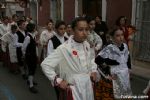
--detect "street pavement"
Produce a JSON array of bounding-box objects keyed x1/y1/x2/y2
[
  {"x1": 132, "y1": 64, "x2": 150, "y2": 79},
  {"x1": 0, "y1": 62, "x2": 57, "y2": 100},
  {"x1": 0, "y1": 62, "x2": 149, "y2": 100}
]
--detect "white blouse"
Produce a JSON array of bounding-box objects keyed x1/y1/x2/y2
[{"x1": 40, "y1": 29, "x2": 55, "y2": 46}]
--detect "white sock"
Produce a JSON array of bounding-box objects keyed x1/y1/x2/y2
[
  {"x1": 20, "y1": 67, "x2": 25, "y2": 75},
  {"x1": 28, "y1": 75, "x2": 34, "y2": 88}
]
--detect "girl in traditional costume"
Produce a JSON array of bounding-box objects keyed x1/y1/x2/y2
[{"x1": 95, "y1": 28, "x2": 132, "y2": 99}]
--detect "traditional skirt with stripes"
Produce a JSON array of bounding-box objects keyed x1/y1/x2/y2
[{"x1": 95, "y1": 76, "x2": 114, "y2": 100}]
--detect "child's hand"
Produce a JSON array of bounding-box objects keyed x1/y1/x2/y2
[
  {"x1": 99, "y1": 32, "x2": 104, "y2": 35},
  {"x1": 106, "y1": 75, "x2": 113, "y2": 80},
  {"x1": 108, "y1": 74, "x2": 117, "y2": 80},
  {"x1": 59, "y1": 80, "x2": 68, "y2": 90},
  {"x1": 90, "y1": 72, "x2": 97, "y2": 82},
  {"x1": 128, "y1": 69, "x2": 132, "y2": 74}
]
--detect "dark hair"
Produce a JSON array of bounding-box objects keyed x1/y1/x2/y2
[
  {"x1": 55, "y1": 20, "x2": 66, "y2": 29},
  {"x1": 12, "y1": 14, "x2": 18, "y2": 19},
  {"x1": 21, "y1": 16, "x2": 27, "y2": 21},
  {"x1": 11, "y1": 25, "x2": 17, "y2": 31},
  {"x1": 116, "y1": 16, "x2": 127, "y2": 26},
  {"x1": 71, "y1": 17, "x2": 87, "y2": 29},
  {"x1": 110, "y1": 28, "x2": 123, "y2": 37},
  {"x1": 2, "y1": 16, "x2": 9, "y2": 21},
  {"x1": 26, "y1": 23, "x2": 36, "y2": 33},
  {"x1": 17, "y1": 20, "x2": 25, "y2": 26},
  {"x1": 46, "y1": 19, "x2": 53, "y2": 25},
  {"x1": 67, "y1": 24, "x2": 71, "y2": 27},
  {"x1": 85, "y1": 16, "x2": 95, "y2": 23},
  {"x1": 95, "y1": 16, "x2": 102, "y2": 20}
]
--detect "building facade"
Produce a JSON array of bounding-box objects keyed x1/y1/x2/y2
[
  {"x1": 24, "y1": 0, "x2": 133, "y2": 27},
  {"x1": 132, "y1": 0, "x2": 150, "y2": 62},
  {"x1": 0, "y1": 0, "x2": 6, "y2": 17},
  {"x1": 24, "y1": 0, "x2": 75, "y2": 26},
  {"x1": 1, "y1": 0, "x2": 150, "y2": 64},
  {"x1": 18, "y1": 0, "x2": 150, "y2": 63},
  {"x1": 0, "y1": 0, "x2": 24, "y2": 18}
]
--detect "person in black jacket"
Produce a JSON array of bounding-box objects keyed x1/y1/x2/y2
[
  {"x1": 22, "y1": 23, "x2": 38, "y2": 93},
  {"x1": 47, "y1": 20, "x2": 67, "y2": 56},
  {"x1": 94, "y1": 16, "x2": 108, "y2": 46}
]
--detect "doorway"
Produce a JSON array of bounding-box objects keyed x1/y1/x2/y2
[{"x1": 82, "y1": 0, "x2": 102, "y2": 17}]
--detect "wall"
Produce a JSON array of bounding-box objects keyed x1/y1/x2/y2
[
  {"x1": 38, "y1": 0, "x2": 50, "y2": 26},
  {"x1": 106, "y1": 0, "x2": 132, "y2": 29},
  {"x1": 63, "y1": 0, "x2": 75, "y2": 24},
  {"x1": 6, "y1": 3, "x2": 24, "y2": 17}
]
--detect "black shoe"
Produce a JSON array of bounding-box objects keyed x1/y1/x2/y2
[
  {"x1": 29, "y1": 87, "x2": 38, "y2": 93},
  {"x1": 27, "y1": 80, "x2": 38, "y2": 86},
  {"x1": 22, "y1": 74, "x2": 28, "y2": 80},
  {"x1": 33, "y1": 82, "x2": 38, "y2": 86}
]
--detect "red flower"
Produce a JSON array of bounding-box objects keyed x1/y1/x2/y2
[{"x1": 72, "y1": 50, "x2": 78, "y2": 56}]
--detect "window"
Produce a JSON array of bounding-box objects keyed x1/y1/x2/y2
[
  {"x1": 133, "y1": 0, "x2": 150, "y2": 61},
  {"x1": 82, "y1": 0, "x2": 102, "y2": 16}
]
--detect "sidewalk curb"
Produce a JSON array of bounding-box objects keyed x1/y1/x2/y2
[
  {"x1": 131, "y1": 73, "x2": 149, "y2": 81},
  {"x1": 131, "y1": 65, "x2": 150, "y2": 80}
]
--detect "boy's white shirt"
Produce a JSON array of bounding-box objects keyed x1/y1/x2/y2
[
  {"x1": 0, "y1": 23, "x2": 11, "y2": 37},
  {"x1": 40, "y1": 29, "x2": 55, "y2": 46},
  {"x1": 1, "y1": 32, "x2": 15, "y2": 52},
  {"x1": 0, "y1": 32, "x2": 18, "y2": 62}
]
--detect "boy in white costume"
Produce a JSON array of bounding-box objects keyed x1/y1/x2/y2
[
  {"x1": 0, "y1": 17, "x2": 9, "y2": 64},
  {"x1": 41, "y1": 17, "x2": 97, "y2": 100},
  {"x1": 0, "y1": 16, "x2": 10, "y2": 38},
  {"x1": 40, "y1": 19, "x2": 55, "y2": 59},
  {"x1": 47, "y1": 20, "x2": 67, "y2": 56},
  {"x1": 1, "y1": 25, "x2": 19, "y2": 73},
  {"x1": 22, "y1": 23, "x2": 38, "y2": 93}
]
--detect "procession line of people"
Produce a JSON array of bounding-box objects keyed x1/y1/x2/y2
[
  {"x1": 41, "y1": 16, "x2": 133, "y2": 100},
  {"x1": 0, "y1": 14, "x2": 143, "y2": 100}
]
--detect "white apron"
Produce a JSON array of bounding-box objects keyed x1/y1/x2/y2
[{"x1": 98, "y1": 43, "x2": 132, "y2": 99}]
